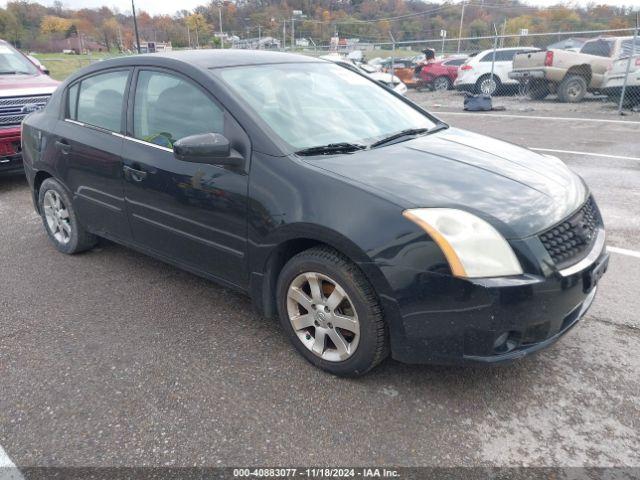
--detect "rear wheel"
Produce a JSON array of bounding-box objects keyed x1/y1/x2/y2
[
  {"x1": 475, "y1": 74, "x2": 500, "y2": 95},
  {"x1": 557, "y1": 74, "x2": 587, "y2": 103},
  {"x1": 38, "y1": 178, "x2": 97, "y2": 254},
  {"x1": 276, "y1": 246, "x2": 388, "y2": 376},
  {"x1": 432, "y1": 76, "x2": 451, "y2": 91}
]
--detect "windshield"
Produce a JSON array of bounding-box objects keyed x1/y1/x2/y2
[
  {"x1": 0, "y1": 43, "x2": 38, "y2": 75},
  {"x1": 218, "y1": 62, "x2": 436, "y2": 150}
]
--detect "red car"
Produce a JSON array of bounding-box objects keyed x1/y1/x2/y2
[
  {"x1": 416, "y1": 56, "x2": 467, "y2": 91},
  {"x1": 0, "y1": 40, "x2": 58, "y2": 174}
]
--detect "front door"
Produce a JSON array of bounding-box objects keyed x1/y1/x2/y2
[
  {"x1": 54, "y1": 68, "x2": 132, "y2": 241},
  {"x1": 121, "y1": 68, "x2": 250, "y2": 287}
]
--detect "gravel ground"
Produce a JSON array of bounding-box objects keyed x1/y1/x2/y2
[{"x1": 408, "y1": 89, "x2": 640, "y2": 119}]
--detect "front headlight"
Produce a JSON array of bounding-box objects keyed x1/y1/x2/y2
[{"x1": 403, "y1": 208, "x2": 523, "y2": 278}]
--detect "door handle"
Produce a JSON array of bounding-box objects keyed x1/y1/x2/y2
[
  {"x1": 123, "y1": 165, "x2": 148, "y2": 182},
  {"x1": 55, "y1": 139, "x2": 71, "y2": 155}
]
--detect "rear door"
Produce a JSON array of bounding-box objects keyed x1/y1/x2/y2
[
  {"x1": 54, "y1": 68, "x2": 132, "y2": 241},
  {"x1": 578, "y1": 39, "x2": 616, "y2": 87},
  {"x1": 121, "y1": 68, "x2": 250, "y2": 287}
]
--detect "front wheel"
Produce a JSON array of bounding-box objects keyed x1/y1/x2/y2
[
  {"x1": 38, "y1": 177, "x2": 97, "y2": 254},
  {"x1": 276, "y1": 246, "x2": 389, "y2": 376}
]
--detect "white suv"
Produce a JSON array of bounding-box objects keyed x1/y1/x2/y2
[
  {"x1": 602, "y1": 53, "x2": 640, "y2": 106},
  {"x1": 454, "y1": 47, "x2": 539, "y2": 95}
]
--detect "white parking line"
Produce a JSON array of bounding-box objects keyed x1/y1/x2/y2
[
  {"x1": 434, "y1": 111, "x2": 640, "y2": 125},
  {"x1": 608, "y1": 246, "x2": 640, "y2": 259},
  {"x1": 530, "y1": 148, "x2": 640, "y2": 162},
  {"x1": 0, "y1": 445, "x2": 24, "y2": 480}
]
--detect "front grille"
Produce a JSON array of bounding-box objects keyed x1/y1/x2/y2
[
  {"x1": 0, "y1": 95, "x2": 51, "y2": 127},
  {"x1": 539, "y1": 196, "x2": 602, "y2": 268}
]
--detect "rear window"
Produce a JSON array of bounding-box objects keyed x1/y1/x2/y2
[
  {"x1": 580, "y1": 39, "x2": 614, "y2": 57},
  {"x1": 444, "y1": 59, "x2": 466, "y2": 66}
]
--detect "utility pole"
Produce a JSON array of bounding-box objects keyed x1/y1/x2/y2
[
  {"x1": 187, "y1": 25, "x2": 191, "y2": 48},
  {"x1": 258, "y1": 25, "x2": 262, "y2": 49},
  {"x1": 218, "y1": 3, "x2": 224, "y2": 48},
  {"x1": 131, "y1": 0, "x2": 141, "y2": 53},
  {"x1": 457, "y1": 1, "x2": 466, "y2": 54},
  {"x1": 291, "y1": 17, "x2": 295, "y2": 50},
  {"x1": 282, "y1": 20, "x2": 286, "y2": 50},
  {"x1": 389, "y1": 32, "x2": 396, "y2": 83}
]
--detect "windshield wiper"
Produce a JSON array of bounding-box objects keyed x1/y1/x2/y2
[
  {"x1": 370, "y1": 124, "x2": 448, "y2": 149},
  {"x1": 296, "y1": 142, "x2": 367, "y2": 156},
  {"x1": 0, "y1": 71, "x2": 32, "y2": 75}
]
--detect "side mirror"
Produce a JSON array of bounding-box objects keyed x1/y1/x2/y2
[{"x1": 173, "y1": 133, "x2": 244, "y2": 167}]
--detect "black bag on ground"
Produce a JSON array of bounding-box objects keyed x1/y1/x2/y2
[{"x1": 463, "y1": 94, "x2": 493, "y2": 111}]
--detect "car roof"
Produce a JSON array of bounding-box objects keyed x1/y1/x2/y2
[{"x1": 105, "y1": 49, "x2": 322, "y2": 69}]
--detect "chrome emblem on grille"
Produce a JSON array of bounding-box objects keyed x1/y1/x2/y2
[{"x1": 21, "y1": 103, "x2": 45, "y2": 114}]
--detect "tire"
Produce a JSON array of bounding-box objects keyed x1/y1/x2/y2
[
  {"x1": 475, "y1": 74, "x2": 501, "y2": 95},
  {"x1": 276, "y1": 246, "x2": 389, "y2": 376},
  {"x1": 557, "y1": 74, "x2": 587, "y2": 103},
  {"x1": 527, "y1": 80, "x2": 550, "y2": 100},
  {"x1": 38, "y1": 177, "x2": 98, "y2": 254},
  {"x1": 433, "y1": 76, "x2": 451, "y2": 91}
]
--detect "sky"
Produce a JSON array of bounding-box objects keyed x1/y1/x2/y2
[{"x1": 1, "y1": 0, "x2": 638, "y2": 16}]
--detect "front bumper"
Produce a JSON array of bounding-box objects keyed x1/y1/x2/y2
[
  {"x1": 387, "y1": 237, "x2": 608, "y2": 365},
  {"x1": 0, "y1": 126, "x2": 23, "y2": 173}
]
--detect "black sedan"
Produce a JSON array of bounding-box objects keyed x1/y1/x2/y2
[{"x1": 21, "y1": 50, "x2": 608, "y2": 376}]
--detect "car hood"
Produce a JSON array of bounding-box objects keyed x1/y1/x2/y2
[
  {"x1": 304, "y1": 127, "x2": 587, "y2": 239},
  {"x1": 0, "y1": 73, "x2": 59, "y2": 96}
]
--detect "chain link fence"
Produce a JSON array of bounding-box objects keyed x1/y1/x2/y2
[{"x1": 300, "y1": 26, "x2": 640, "y2": 114}]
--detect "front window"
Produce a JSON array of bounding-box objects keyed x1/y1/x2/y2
[
  {"x1": 218, "y1": 62, "x2": 435, "y2": 150},
  {"x1": 0, "y1": 43, "x2": 39, "y2": 75},
  {"x1": 133, "y1": 70, "x2": 224, "y2": 148}
]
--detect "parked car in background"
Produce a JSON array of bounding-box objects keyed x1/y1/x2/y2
[
  {"x1": 0, "y1": 40, "x2": 58, "y2": 173},
  {"x1": 510, "y1": 36, "x2": 638, "y2": 102},
  {"x1": 22, "y1": 50, "x2": 608, "y2": 376},
  {"x1": 322, "y1": 55, "x2": 408, "y2": 95},
  {"x1": 602, "y1": 53, "x2": 640, "y2": 106},
  {"x1": 416, "y1": 56, "x2": 468, "y2": 91},
  {"x1": 455, "y1": 47, "x2": 539, "y2": 95},
  {"x1": 381, "y1": 58, "x2": 419, "y2": 88}
]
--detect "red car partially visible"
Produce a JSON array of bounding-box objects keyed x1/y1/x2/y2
[
  {"x1": 416, "y1": 56, "x2": 467, "y2": 91},
  {"x1": 0, "y1": 40, "x2": 59, "y2": 174}
]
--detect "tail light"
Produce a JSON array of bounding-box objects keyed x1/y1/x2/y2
[
  {"x1": 544, "y1": 51, "x2": 554, "y2": 67},
  {"x1": 636, "y1": 57, "x2": 640, "y2": 66},
  {"x1": 460, "y1": 65, "x2": 473, "y2": 71}
]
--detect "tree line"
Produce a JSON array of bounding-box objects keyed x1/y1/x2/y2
[{"x1": 0, "y1": 0, "x2": 636, "y2": 52}]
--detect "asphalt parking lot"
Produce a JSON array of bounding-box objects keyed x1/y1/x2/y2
[{"x1": 1, "y1": 92, "x2": 639, "y2": 471}]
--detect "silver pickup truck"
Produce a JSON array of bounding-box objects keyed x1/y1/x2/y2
[{"x1": 510, "y1": 37, "x2": 634, "y2": 102}]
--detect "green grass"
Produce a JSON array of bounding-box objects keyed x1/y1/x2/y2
[{"x1": 31, "y1": 52, "x2": 125, "y2": 81}]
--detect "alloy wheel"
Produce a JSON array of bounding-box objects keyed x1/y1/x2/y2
[
  {"x1": 433, "y1": 77, "x2": 450, "y2": 91},
  {"x1": 43, "y1": 190, "x2": 71, "y2": 245},
  {"x1": 480, "y1": 77, "x2": 497, "y2": 95},
  {"x1": 286, "y1": 272, "x2": 360, "y2": 362}
]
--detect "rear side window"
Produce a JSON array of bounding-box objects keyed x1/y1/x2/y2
[
  {"x1": 480, "y1": 51, "x2": 516, "y2": 62},
  {"x1": 133, "y1": 70, "x2": 224, "y2": 148},
  {"x1": 68, "y1": 70, "x2": 129, "y2": 132},
  {"x1": 580, "y1": 39, "x2": 614, "y2": 57}
]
